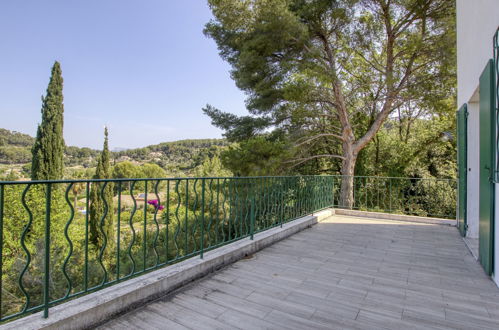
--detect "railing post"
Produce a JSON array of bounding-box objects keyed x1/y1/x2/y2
[
  {"x1": 250, "y1": 193, "x2": 255, "y2": 239},
  {"x1": 84, "y1": 182, "x2": 89, "y2": 292},
  {"x1": 44, "y1": 183, "x2": 52, "y2": 318},
  {"x1": 143, "y1": 181, "x2": 148, "y2": 272},
  {"x1": 277, "y1": 180, "x2": 284, "y2": 228},
  {"x1": 117, "y1": 182, "x2": 121, "y2": 280},
  {"x1": 0, "y1": 184, "x2": 3, "y2": 319},
  {"x1": 389, "y1": 178, "x2": 392, "y2": 212},
  {"x1": 200, "y1": 178, "x2": 205, "y2": 259},
  {"x1": 280, "y1": 179, "x2": 284, "y2": 227},
  {"x1": 332, "y1": 176, "x2": 335, "y2": 207}
]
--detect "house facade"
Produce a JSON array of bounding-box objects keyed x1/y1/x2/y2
[{"x1": 456, "y1": 0, "x2": 499, "y2": 286}]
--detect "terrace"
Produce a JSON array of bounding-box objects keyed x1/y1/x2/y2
[
  {"x1": 99, "y1": 216, "x2": 499, "y2": 330},
  {"x1": 0, "y1": 175, "x2": 497, "y2": 329}
]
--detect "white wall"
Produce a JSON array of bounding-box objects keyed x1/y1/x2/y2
[
  {"x1": 457, "y1": 0, "x2": 499, "y2": 286},
  {"x1": 457, "y1": 0, "x2": 499, "y2": 106},
  {"x1": 466, "y1": 102, "x2": 480, "y2": 239}
]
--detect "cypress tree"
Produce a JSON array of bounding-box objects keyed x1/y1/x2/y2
[
  {"x1": 31, "y1": 61, "x2": 65, "y2": 180},
  {"x1": 89, "y1": 127, "x2": 114, "y2": 248}
]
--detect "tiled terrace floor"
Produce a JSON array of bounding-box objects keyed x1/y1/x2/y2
[{"x1": 98, "y1": 216, "x2": 499, "y2": 329}]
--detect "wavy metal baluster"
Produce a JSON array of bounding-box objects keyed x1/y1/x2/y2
[
  {"x1": 308, "y1": 177, "x2": 312, "y2": 212},
  {"x1": 165, "y1": 180, "x2": 170, "y2": 264},
  {"x1": 98, "y1": 182, "x2": 109, "y2": 285},
  {"x1": 206, "y1": 179, "x2": 214, "y2": 247},
  {"x1": 191, "y1": 179, "x2": 199, "y2": 252},
  {"x1": 261, "y1": 178, "x2": 265, "y2": 228},
  {"x1": 173, "y1": 180, "x2": 181, "y2": 259},
  {"x1": 272, "y1": 178, "x2": 277, "y2": 225},
  {"x1": 243, "y1": 179, "x2": 248, "y2": 234},
  {"x1": 270, "y1": 177, "x2": 274, "y2": 225},
  {"x1": 221, "y1": 179, "x2": 227, "y2": 243},
  {"x1": 282, "y1": 177, "x2": 288, "y2": 222},
  {"x1": 294, "y1": 177, "x2": 299, "y2": 218},
  {"x1": 239, "y1": 179, "x2": 244, "y2": 236},
  {"x1": 313, "y1": 177, "x2": 317, "y2": 210},
  {"x1": 243, "y1": 179, "x2": 249, "y2": 235},
  {"x1": 299, "y1": 177, "x2": 304, "y2": 215},
  {"x1": 84, "y1": 182, "x2": 90, "y2": 291},
  {"x1": 43, "y1": 183, "x2": 51, "y2": 318},
  {"x1": 216, "y1": 178, "x2": 220, "y2": 246},
  {"x1": 143, "y1": 181, "x2": 148, "y2": 271},
  {"x1": 228, "y1": 179, "x2": 233, "y2": 240},
  {"x1": 152, "y1": 180, "x2": 161, "y2": 268},
  {"x1": 0, "y1": 184, "x2": 5, "y2": 320},
  {"x1": 62, "y1": 183, "x2": 75, "y2": 298},
  {"x1": 235, "y1": 179, "x2": 241, "y2": 238},
  {"x1": 184, "y1": 180, "x2": 189, "y2": 256},
  {"x1": 19, "y1": 184, "x2": 32, "y2": 312},
  {"x1": 127, "y1": 181, "x2": 137, "y2": 276},
  {"x1": 200, "y1": 178, "x2": 205, "y2": 258},
  {"x1": 279, "y1": 178, "x2": 284, "y2": 227},
  {"x1": 290, "y1": 177, "x2": 295, "y2": 219},
  {"x1": 320, "y1": 177, "x2": 323, "y2": 209},
  {"x1": 116, "y1": 182, "x2": 121, "y2": 280},
  {"x1": 366, "y1": 177, "x2": 370, "y2": 210},
  {"x1": 264, "y1": 177, "x2": 269, "y2": 228},
  {"x1": 0, "y1": 184, "x2": 3, "y2": 320},
  {"x1": 271, "y1": 178, "x2": 276, "y2": 225}
]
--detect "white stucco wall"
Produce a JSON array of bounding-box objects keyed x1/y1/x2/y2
[
  {"x1": 457, "y1": 0, "x2": 499, "y2": 106},
  {"x1": 456, "y1": 0, "x2": 499, "y2": 286},
  {"x1": 466, "y1": 102, "x2": 480, "y2": 239}
]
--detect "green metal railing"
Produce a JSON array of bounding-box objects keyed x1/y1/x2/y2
[
  {"x1": 0, "y1": 175, "x2": 455, "y2": 322},
  {"x1": 332, "y1": 176, "x2": 456, "y2": 219}
]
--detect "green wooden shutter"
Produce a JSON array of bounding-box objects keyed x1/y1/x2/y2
[{"x1": 479, "y1": 59, "x2": 495, "y2": 276}]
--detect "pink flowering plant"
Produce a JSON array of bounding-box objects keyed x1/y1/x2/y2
[{"x1": 147, "y1": 199, "x2": 165, "y2": 211}]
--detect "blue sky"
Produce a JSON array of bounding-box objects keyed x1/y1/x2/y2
[{"x1": 0, "y1": 1, "x2": 247, "y2": 149}]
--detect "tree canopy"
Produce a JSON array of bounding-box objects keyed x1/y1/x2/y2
[
  {"x1": 31, "y1": 61, "x2": 65, "y2": 180},
  {"x1": 204, "y1": 0, "x2": 455, "y2": 206},
  {"x1": 89, "y1": 127, "x2": 114, "y2": 247}
]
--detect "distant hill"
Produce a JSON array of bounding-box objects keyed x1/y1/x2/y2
[
  {"x1": 0, "y1": 129, "x2": 36, "y2": 164},
  {"x1": 0, "y1": 128, "x2": 228, "y2": 177},
  {"x1": 0, "y1": 128, "x2": 34, "y2": 147},
  {"x1": 113, "y1": 139, "x2": 229, "y2": 172},
  {"x1": 0, "y1": 128, "x2": 101, "y2": 166}
]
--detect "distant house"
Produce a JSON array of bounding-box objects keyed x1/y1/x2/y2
[
  {"x1": 136, "y1": 193, "x2": 147, "y2": 201},
  {"x1": 149, "y1": 152, "x2": 162, "y2": 158},
  {"x1": 116, "y1": 155, "x2": 133, "y2": 162},
  {"x1": 456, "y1": 0, "x2": 499, "y2": 286}
]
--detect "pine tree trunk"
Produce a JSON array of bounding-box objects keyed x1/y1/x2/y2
[{"x1": 339, "y1": 144, "x2": 357, "y2": 209}]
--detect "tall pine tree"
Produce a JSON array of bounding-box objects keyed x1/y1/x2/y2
[
  {"x1": 89, "y1": 127, "x2": 114, "y2": 248},
  {"x1": 31, "y1": 61, "x2": 65, "y2": 180}
]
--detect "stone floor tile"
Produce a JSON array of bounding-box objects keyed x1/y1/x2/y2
[{"x1": 98, "y1": 215, "x2": 499, "y2": 329}]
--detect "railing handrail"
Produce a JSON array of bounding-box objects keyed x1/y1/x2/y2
[{"x1": 0, "y1": 174, "x2": 456, "y2": 185}]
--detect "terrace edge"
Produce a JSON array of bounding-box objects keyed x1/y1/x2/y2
[{"x1": 334, "y1": 209, "x2": 456, "y2": 226}]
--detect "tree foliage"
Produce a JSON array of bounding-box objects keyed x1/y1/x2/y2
[
  {"x1": 221, "y1": 135, "x2": 289, "y2": 176},
  {"x1": 204, "y1": 0, "x2": 456, "y2": 206},
  {"x1": 89, "y1": 128, "x2": 114, "y2": 248},
  {"x1": 31, "y1": 61, "x2": 65, "y2": 180}
]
